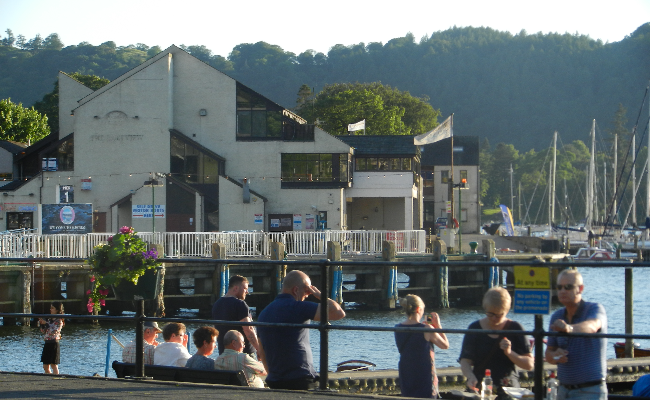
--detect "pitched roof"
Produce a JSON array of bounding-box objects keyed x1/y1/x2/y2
[
  {"x1": 0, "y1": 141, "x2": 29, "y2": 154},
  {"x1": 336, "y1": 135, "x2": 419, "y2": 157}
]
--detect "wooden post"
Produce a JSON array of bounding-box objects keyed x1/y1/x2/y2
[
  {"x1": 382, "y1": 241, "x2": 397, "y2": 309},
  {"x1": 431, "y1": 239, "x2": 447, "y2": 261},
  {"x1": 625, "y1": 267, "x2": 634, "y2": 358},
  {"x1": 211, "y1": 243, "x2": 228, "y2": 303},
  {"x1": 270, "y1": 242, "x2": 286, "y2": 298},
  {"x1": 327, "y1": 241, "x2": 342, "y2": 304},
  {"x1": 20, "y1": 270, "x2": 31, "y2": 326},
  {"x1": 482, "y1": 239, "x2": 496, "y2": 259}
]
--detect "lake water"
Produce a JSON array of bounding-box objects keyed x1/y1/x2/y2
[{"x1": 1, "y1": 267, "x2": 648, "y2": 377}]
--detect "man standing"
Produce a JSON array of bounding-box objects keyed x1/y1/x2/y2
[
  {"x1": 215, "y1": 330, "x2": 267, "y2": 388},
  {"x1": 154, "y1": 322, "x2": 191, "y2": 367},
  {"x1": 122, "y1": 321, "x2": 162, "y2": 365},
  {"x1": 545, "y1": 269, "x2": 607, "y2": 400},
  {"x1": 212, "y1": 275, "x2": 261, "y2": 359},
  {"x1": 257, "y1": 270, "x2": 346, "y2": 390}
]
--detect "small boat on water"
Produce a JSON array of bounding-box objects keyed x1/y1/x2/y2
[
  {"x1": 614, "y1": 342, "x2": 650, "y2": 358},
  {"x1": 336, "y1": 359, "x2": 376, "y2": 372}
]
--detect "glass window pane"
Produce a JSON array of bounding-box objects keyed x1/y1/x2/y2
[
  {"x1": 203, "y1": 156, "x2": 219, "y2": 184},
  {"x1": 237, "y1": 110, "x2": 251, "y2": 135},
  {"x1": 402, "y1": 158, "x2": 411, "y2": 170},
  {"x1": 367, "y1": 158, "x2": 378, "y2": 170},
  {"x1": 441, "y1": 170, "x2": 449, "y2": 183},
  {"x1": 378, "y1": 158, "x2": 390, "y2": 171},
  {"x1": 356, "y1": 158, "x2": 366, "y2": 171},
  {"x1": 251, "y1": 111, "x2": 266, "y2": 137},
  {"x1": 390, "y1": 158, "x2": 400, "y2": 171},
  {"x1": 267, "y1": 111, "x2": 282, "y2": 137},
  {"x1": 340, "y1": 154, "x2": 348, "y2": 181}
]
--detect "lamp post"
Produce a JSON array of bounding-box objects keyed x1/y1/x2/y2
[
  {"x1": 144, "y1": 175, "x2": 164, "y2": 233},
  {"x1": 454, "y1": 178, "x2": 467, "y2": 252}
]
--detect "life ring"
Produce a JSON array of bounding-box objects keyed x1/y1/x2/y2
[{"x1": 452, "y1": 218, "x2": 459, "y2": 228}]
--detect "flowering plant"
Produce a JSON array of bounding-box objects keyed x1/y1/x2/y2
[{"x1": 86, "y1": 226, "x2": 161, "y2": 313}]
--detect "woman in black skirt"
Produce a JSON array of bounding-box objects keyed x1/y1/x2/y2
[{"x1": 38, "y1": 302, "x2": 64, "y2": 374}]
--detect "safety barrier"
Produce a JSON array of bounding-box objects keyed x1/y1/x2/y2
[{"x1": 0, "y1": 230, "x2": 426, "y2": 258}]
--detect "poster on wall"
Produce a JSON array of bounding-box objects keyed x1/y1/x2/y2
[
  {"x1": 293, "y1": 214, "x2": 302, "y2": 230},
  {"x1": 305, "y1": 214, "x2": 315, "y2": 230},
  {"x1": 254, "y1": 214, "x2": 263, "y2": 225},
  {"x1": 42, "y1": 203, "x2": 93, "y2": 234}
]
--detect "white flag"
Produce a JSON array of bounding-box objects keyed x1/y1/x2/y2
[
  {"x1": 414, "y1": 115, "x2": 453, "y2": 145},
  {"x1": 348, "y1": 119, "x2": 366, "y2": 132}
]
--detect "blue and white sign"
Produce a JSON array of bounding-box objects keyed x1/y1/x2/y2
[
  {"x1": 514, "y1": 289, "x2": 551, "y2": 314},
  {"x1": 42, "y1": 203, "x2": 93, "y2": 234},
  {"x1": 132, "y1": 204, "x2": 165, "y2": 218}
]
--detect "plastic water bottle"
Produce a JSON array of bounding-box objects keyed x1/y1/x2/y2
[
  {"x1": 546, "y1": 372, "x2": 559, "y2": 400},
  {"x1": 481, "y1": 369, "x2": 493, "y2": 400}
]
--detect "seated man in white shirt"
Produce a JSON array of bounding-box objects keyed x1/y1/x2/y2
[
  {"x1": 153, "y1": 322, "x2": 191, "y2": 367},
  {"x1": 215, "y1": 330, "x2": 267, "y2": 388},
  {"x1": 122, "y1": 321, "x2": 161, "y2": 364}
]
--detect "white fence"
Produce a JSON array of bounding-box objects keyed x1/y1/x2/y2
[{"x1": 0, "y1": 230, "x2": 426, "y2": 259}]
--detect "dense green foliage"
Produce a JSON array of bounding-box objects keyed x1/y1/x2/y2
[
  {"x1": 295, "y1": 82, "x2": 440, "y2": 135},
  {"x1": 1, "y1": 24, "x2": 648, "y2": 149},
  {"x1": 0, "y1": 98, "x2": 49, "y2": 142}
]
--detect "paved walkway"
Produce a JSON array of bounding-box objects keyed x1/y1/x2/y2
[{"x1": 0, "y1": 372, "x2": 406, "y2": 400}]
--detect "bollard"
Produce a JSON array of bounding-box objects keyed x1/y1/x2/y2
[
  {"x1": 319, "y1": 260, "x2": 330, "y2": 391},
  {"x1": 625, "y1": 268, "x2": 634, "y2": 358},
  {"x1": 105, "y1": 328, "x2": 112, "y2": 377},
  {"x1": 135, "y1": 300, "x2": 145, "y2": 378}
]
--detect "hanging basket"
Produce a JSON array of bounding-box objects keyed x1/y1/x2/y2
[{"x1": 111, "y1": 267, "x2": 163, "y2": 301}]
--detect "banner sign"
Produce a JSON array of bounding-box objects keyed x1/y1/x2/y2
[
  {"x1": 42, "y1": 203, "x2": 93, "y2": 234},
  {"x1": 132, "y1": 204, "x2": 165, "y2": 218},
  {"x1": 499, "y1": 204, "x2": 515, "y2": 236}
]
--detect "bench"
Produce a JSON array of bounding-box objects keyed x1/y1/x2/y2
[{"x1": 111, "y1": 361, "x2": 249, "y2": 386}]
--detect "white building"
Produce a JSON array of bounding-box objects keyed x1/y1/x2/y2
[{"x1": 1, "y1": 46, "x2": 428, "y2": 234}]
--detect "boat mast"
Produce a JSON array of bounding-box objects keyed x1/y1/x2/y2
[
  {"x1": 613, "y1": 134, "x2": 618, "y2": 225},
  {"x1": 551, "y1": 131, "x2": 557, "y2": 225},
  {"x1": 632, "y1": 132, "x2": 637, "y2": 227},
  {"x1": 587, "y1": 121, "x2": 595, "y2": 229},
  {"x1": 647, "y1": 95, "x2": 650, "y2": 220}
]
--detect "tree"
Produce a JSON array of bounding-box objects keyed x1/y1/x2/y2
[
  {"x1": 33, "y1": 73, "x2": 110, "y2": 131},
  {"x1": 296, "y1": 82, "x2": 439, "y2": 136},
  {"x1": 42, "y1": 33, "x2": 64, "y2": 51},
  {"x1": 1, "y1": 29, "x2": 15, "y2": 47},
  {"x1": 0, "y1": 98, "x2": 50, "y2": 143}
]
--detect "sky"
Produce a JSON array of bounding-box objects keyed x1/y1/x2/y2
[{"x1": 0, "y1": 0, "x2": 649, "y2": 57}]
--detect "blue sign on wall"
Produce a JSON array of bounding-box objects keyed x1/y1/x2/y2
[
  {"x1": 514, "y1": 289, "x2": 551, "y2": 314},
  {"x1": 41, "y1": 204, "x2": 93, "y2": 234}
]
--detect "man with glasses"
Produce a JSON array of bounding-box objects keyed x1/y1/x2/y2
[
  {"x1": 545, "y1": 269, "x2": 607, "y2": 400},
  {"x1": 215, "y1": 330, "x2": 267, "y2": 388},
  {"x1": 257, "y1": 270, "x2": 346, "y2": 390}
]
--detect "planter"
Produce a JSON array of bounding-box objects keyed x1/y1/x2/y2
[{"x1": 111, "y1": 267, "x2": 163, "y2": 301}]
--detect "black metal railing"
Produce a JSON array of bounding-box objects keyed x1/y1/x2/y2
[{"x1": 2, "y1": 257, "x2": 650, "y2": 400}]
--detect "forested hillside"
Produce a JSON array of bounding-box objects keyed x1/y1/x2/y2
[{"x1": 1, "y1": 24, "x2": 649, "y2": 149}]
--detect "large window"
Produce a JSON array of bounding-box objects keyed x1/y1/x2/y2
[
  {"x1": 281, "y1": 153, "x2": 351, "y2": 188},
  {"x1": 355, "y1": 157, "x2": 413, "y2": 172},
  {"x1": 42, "y1": 135, "x2": 74, "y2": 171},
  {"x1": 170, "y1": 135, "x2": 225, "y2": 184},
  {"x1": 237, "y1": 84, "x2": 314, "y2": 141},
  {"x1": 441, "y1": 170, "x2": 449, "y2": 183}
]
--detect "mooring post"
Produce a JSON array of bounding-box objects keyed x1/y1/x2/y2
[
  {"x1": 319, "y1": 259, "x2": 330, "y2": 391},
  {"x1": 211, "y1": 243, "x2": 228, "y2": 301},
  {"x1": 439, "y1": 254, "x2": 449, "y2": 308},
  {"x1": 327, "y1": 241, "x2": 343, "y2": 304},
  {"x1": 382, "y1": 241, "x2": 397, "y2": 309},
  {"x1": 20, "y1": 270, "x2": 31, "y2": 326},
  {"x1": 270, "y1": 242, "x2": 286, "y2": 297},
  {"x1": 150, "y1": 244, "x2": 166, "y2": 317},
  {"x1": 625, "y1": 267, "x2": 634, "y2": 357},
  {"x1": 135, "y1": 299, "x2": 145, "y2": 378}
]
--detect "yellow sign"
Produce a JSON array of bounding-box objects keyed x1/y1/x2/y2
[{"x1": 514, "y1": 266, "x2": 551, "y2": 289}]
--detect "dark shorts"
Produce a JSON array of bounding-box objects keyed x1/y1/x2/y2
[{"x1": 41, "y1": 340, "x2": 60, "y2": 365}]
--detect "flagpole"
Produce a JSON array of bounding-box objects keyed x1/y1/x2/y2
[{"x1": 450, "y1": 114, "x2": 455, "y2": 235}]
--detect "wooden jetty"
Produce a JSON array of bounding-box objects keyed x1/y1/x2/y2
[{"x1": 0, "y1": 238, "x2": 576, "y2": 323}]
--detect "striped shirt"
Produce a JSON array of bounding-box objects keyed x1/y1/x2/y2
[
  {"x1": 214, "y1": 349, "x2": 266, "y2": 388},
  {"x1": 122, "y1": 340, "x2": 156, "y2": 365}
]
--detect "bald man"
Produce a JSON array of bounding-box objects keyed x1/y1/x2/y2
[{"x1": 257, "y1": 270, "x2": 345, "y2": 390}]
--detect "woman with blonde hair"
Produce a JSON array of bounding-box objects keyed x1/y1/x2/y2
[
  {"x1": 459, "y1": 287, "x2": 533, "y2": 398},
  {"x1": 395, "y1": 294, "x2": 449, "y2": 398}
]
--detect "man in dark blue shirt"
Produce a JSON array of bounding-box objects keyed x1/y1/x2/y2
[
  {"x1": 257, "y1": 270, "x2": 345, "y2": 390},
  {"x1": 212, "y1": 275, "x2": 260, "y2": 358}
]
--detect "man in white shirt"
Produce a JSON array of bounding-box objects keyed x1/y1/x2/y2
[{"x1": 154, "y1": 322, "x2": 191, "y2": 367}]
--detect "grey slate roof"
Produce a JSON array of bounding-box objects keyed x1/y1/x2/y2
[
  {"x1": 336, "y1": 135, "x2": 419, "y2": 157},
  {"x1": 420, "y1": 136, "x2": 479, "y2": 166}
]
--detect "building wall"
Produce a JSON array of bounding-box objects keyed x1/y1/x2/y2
[
  {"x1": 432, "y1": 165, "x2": 480, "y2": 233},
  {"x1": 58, "y1": 73, "x2": 94, "y2": 138},
  {"x1": 218, "y1": 177, "x2": 265, "y2": 231}
]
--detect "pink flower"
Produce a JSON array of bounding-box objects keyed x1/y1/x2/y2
[
  {"x1": 87, "y1": 302, "x2": 94, "y2": 313},
  {"x1": 99, "y1": 289, "x2": 110, "y2": 296},
  {"x1": 107, "y1": 236, "x2": 113, "y2": 242},
  {"x1": 100, "y1": 299, "x2": 106, "y2": 306},
  {"x1": 119, "y1": 226, "x2": 134, "y2": 234},
  {"x1": 90, "y1": 276, "x2": 96, "y2": 282},
  {"x1": 86, "y1": 289, "x2": 92, "y2": 295}
]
